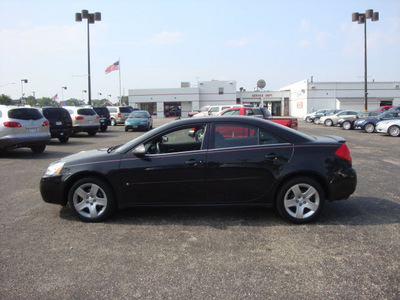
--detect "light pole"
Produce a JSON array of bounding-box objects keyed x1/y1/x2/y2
[
  {"x1": 20, "y1": 79, "x2": 28, "y2": 104},
  {"x1": 62, "y1": 86, "x2": 67, "y2": 102},
  {"x1": 75, "y1": 9, "x2": 101, "y2": 106},
  {"x1": 352, "y1": 9, "x2": 379, "y2": 112}
]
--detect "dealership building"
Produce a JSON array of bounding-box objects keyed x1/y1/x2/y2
[{"x1": 128, "y1": 79, "x2": 400, "y2": 118}]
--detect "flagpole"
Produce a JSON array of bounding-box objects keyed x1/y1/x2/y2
[{"x1": 118, "y1": 58, "x2": 122, "y2": 106}]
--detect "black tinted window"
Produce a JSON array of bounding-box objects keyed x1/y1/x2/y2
[
  {"x1": 77, "y1": 108, "x2": 96, "y2": 116},
  {"x1": 8, "y1": 108, "x2": 43, "y2": 120},
  {"x1": 43, "y1": 108, "x2": 69, "y2": 118},
  {"x1": 120, "y1": 107, "x2": 132, "y2": 113},
  {"x1": 93, "y1": 107, "x2": 109, "y2": 116}
]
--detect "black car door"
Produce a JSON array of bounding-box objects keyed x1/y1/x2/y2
[
  {"x1": 206, "y1": 122, "x2": 293, "y2": 203},
  {"x1": 117, "y1": 125, "x2": 208, "y2": 205}
]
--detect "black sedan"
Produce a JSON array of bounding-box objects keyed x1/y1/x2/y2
[{"x1": 40, "y1": 116, "x2": 357, "y2": 224}]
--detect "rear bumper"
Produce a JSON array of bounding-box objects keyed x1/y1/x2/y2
[
  {"x1": 50, "y1": 128, "x2": 74, "y2": 138},
  {"x1": 72, "y1": 124, "x2": 100, "y2": 133},
  {"x1": 326, "y1": 167, "x2": 357, "y2": 201},
  {"x1": 0, "y1": 133, "x2": 51, "y2": 149}
]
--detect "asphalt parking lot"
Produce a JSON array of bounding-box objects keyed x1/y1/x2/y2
[{"x1": 1, "y1": 118, "x2": 399, "y2": 299}]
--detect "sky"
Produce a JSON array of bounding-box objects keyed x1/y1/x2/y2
[{"x1": 0, "y1": 0, "x2": 399, "y2": 103}]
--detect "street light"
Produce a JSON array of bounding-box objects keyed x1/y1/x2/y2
[
  {"x1": 352, "y1": 9, "x2": 379, "y2": 112},
  {"x1": 20, "y1": 79, "x2": 28, "y2": 104},
  {"x1": 75, "y1": 9, "x2": 101, "y2": 106},
  {"x1": 82, "y1": 89, "x2": 87, "y2": 101},
  {"x1": 62, "y1": 86, "x2": 67, "y2": 101}
]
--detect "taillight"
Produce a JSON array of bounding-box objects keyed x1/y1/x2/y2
[
  {"x1": 4, "y1": 122, "x2": 22, "y2": 128},
  {"x1": 335, "y1": 144, "x2": 352, "y2": 162},
  {"x1": 75, "y1": 116, "x2": 84, "y2": 120},
  {"x1": 42, "y1": 120, "x2": 49, "y2": 126},
  {"x1": 118, "y1": 113, "x2": 121, "y2": 118},
  {"x1": 96, "y1": 115, "x2": 100, "y2": 119}
]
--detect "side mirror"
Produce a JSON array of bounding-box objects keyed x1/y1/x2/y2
[{"x1": 132, "y1": 144, "x2": 146, "y2": 157}]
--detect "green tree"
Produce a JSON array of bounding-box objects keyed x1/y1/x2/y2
[
  {"x1": 25, "y1": 96, "x2": 37, "y2": 106},
  {"x1": 65, "y1": 98, "x2": 85, "y2": 106},
  {"x1": 0, "y1": 94, "x2": 12, "y2": 105},
  {"x1": 36, "y1": 97, "x2": 55, "y2": 106}
]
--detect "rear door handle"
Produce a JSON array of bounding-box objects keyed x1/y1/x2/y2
[
  {"x1": 185, "y1": 159, "x2": 203, "y2": 166},
  {"x1": 265, "y1": 153, "x2": 283, "y2": 160}
]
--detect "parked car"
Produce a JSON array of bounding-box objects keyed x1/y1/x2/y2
[
  {"x1": 338, "y1": 111, "x2": 381, "y2": 130},
  {"x1": 312, "y1": 109, "x2": 343, "y2": 124},
  {"x1": 303, "y1": 109, "x2": 331, "y2": 123},
  {"x1": 218, "y1": 107, "x2": 298, "y2": 130},
  {"x1": 192, "y1": 105, "x2": 242, "y2": 117},
  {"x1": 108, "y1": 106, "x2": 137, "y2": 126},
  {"x1": 354, "y1": 111, "x2": 400, "y2": 133},
  {"x1": 388, "y1": 105, "x2": 400, "y2": 112},
  {"x1": 376, "y1": 119, "x2": 400, "y2": 137},
  {"x1": 124, "y1": 110, "x2": 153, "y2": 131},
  {"x1": 370, "y1": 105, "x2": 393, "y2": 112},
  {"x1": 92, "y1": 106, "x2": 111, "y2": 132},
  {"x1": 319, "y1": 110, "x2": 359, "y2": 127},
  {"x1": 64, "y1": 106, "x2": 100, "y2": 136},
  {"x1": 42, "y1": 107, "x2": 73, "y2": 143},
  {"x1": 188, "y1": 106, "x2": 210, "y2": 117},
  {"x1": 0, "y1": 105, "x2": 50, "y2": 153},
  {"x1": 40, "y1": 116, "x2": 357, "y2": 224}
]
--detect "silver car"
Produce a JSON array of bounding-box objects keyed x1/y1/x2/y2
[{"x1": 0, "y1": 105, "x2": 51, "y2": 153}]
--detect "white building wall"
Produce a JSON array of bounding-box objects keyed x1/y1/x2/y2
[{"x1": 198, "y1": 80, "x2": 237, "y2": 107}]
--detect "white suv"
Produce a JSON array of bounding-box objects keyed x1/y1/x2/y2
[
  {"x1": 0, "y1": 105, "x2": 51, "y2": 153},
  {"x1": 193, "y1": 105, "x2": 242, "y2": 117},
  {"x1": 64, "y1": 106, "x2": 100, "y2": 136}
]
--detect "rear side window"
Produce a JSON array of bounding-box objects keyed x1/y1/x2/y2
[
  {"x1": 120, "y1": 107, "x2": 132, "y2": 113},
  {"x1": 8, "y1": 108, "x2": 43, "y2": 120},
  {"x1": 108, "y1": 107, "x2": 117, "y2": 113},
  {"x1": 77, "y1": 108, "x2": 96, "y2": 116}
]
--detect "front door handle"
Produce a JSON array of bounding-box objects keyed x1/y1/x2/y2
[{"x1": 185, "y1": 159, "x2": 203, "y2": 166}]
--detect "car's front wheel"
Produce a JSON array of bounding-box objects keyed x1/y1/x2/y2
[
  {"x1": 276, "y1": 177, "x2": 324, "y2": 223},
  {"x1": 388, "y1": 125, "x2": 400, "y2": 137},
  {"x1": 68, "y1": 177, "x2": 116, "y2": 222},
  {"x1": 305, "y1": 116, "x2": 312, "y2": 123},
  {"x1": 342, "y1": 121, "x2": 352, "y2": 130},
  {"x1": 364, "y1": 123, "x2": 375, "y2": 133},
  {"x1": 324, "y1": 119, "x2": 333, "y2": 126}
]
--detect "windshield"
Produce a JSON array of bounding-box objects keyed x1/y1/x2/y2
[{"x1": 130, "y1": 112, "x2": 148, "y2": 118}]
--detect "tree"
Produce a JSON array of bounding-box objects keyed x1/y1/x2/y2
[
  {"x1": 36, "y1": 97, "x2": 55, "y2": 106},
  {"x1": 65, "y1": 98, "x2": 85, "y2": 106},
  {"x1": 25, "y1": 96, "x2": 37, "y2": 107},
  {"x1": 0, "y1": 94, "x2": 12, "y2": 105}
]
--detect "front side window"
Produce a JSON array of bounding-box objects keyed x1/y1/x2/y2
[
  {"x1": 144, "y1": 125, "x2": 206, "y2": 154},
  {"x1": 222, "y1": 109, "x2": 239, "y2": 116}
]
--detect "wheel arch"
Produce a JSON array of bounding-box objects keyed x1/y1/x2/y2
[
  {"x1": 63, "y1": 171, "x2": 118, "y2": 206},
  {"x1": 271, "y1": 171, "x2": 329, "y2": 206}
]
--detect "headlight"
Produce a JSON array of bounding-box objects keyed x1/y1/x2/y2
[{"x1": 44, "y1": 161, "x2": 64, "y2": 176}]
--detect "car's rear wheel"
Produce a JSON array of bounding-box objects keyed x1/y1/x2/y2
[
  {"x1": 100, "y1": 125, "x2": 108, "y2": 132},
  {"x1": 276, "y1": 177, "x2": 324, "y2": 223},
  {"x1": 364, "y1": 123, "x2": 375, "y2": 133},
  {"x1": 31, "y1": 145, "x2": 46, "y2": 153},
  {"x1": 342, "y1": 121, "x2": 352, "y2": 130},
  {"x1": 88, "y1": 130, "x2": 97, "y2": 136},
  {"x1": 388, "y1": 125, "x2": 400, "y2": 137},
  {"x1": 68, "y1": 177, "x2": 116, "y2": 222},
  {"x1": 313, "y1": 117, "x2": 320, "y2": 124},
  {"x1": 58, "y1": 136, "x2": 69, "y2": 143},
  {"x1": 324, "y1": 119, "x2": 333, "y2": 126},
  {"x1": 305, "y1": 116, "x2": 311, "y2": 123},
  {"x1": 110, "y1": 119, "x2": 116, "y2": 126}
]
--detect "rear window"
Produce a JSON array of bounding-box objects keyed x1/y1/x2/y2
[
  {"x1": 8, "y1": 108, "x2": 43, "y2": 120},
  {"x1": 43, "y1": 108, "x2": 69, "y2": 118},
  {"x1": 93, "y1": 107, "x2": 110, "y2": 116},
  {"x1": 120, "y1": 107, "x2": 132, "y2": 113},
  {"x1": 77, "y1": 108, "x2": 96, "y2": 116}
]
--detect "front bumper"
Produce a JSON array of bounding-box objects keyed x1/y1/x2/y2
[{"x1": 40, "y1": 175, "x2": 68, "y2": 205}]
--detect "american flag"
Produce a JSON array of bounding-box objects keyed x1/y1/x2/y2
[
  {"x1": 51, "y1": 94, "x2": 58, "y2": 101},
  {"x1": 105, "y1": 61, "x2": 120, "y2": 74}
]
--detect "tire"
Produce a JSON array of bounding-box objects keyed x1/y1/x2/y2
[
  {"x1": 31, "y1": 145, "x2": 46, "y2": 153},
  {"x1": 305, "y1": 116, "x2": 311, "y2": 123},
  {"x1": 364, "y1": 123, "x2": 375, "y2": 133},
  {"x1": 110, "y1": 119, "x2": 116, "y2": 126},
  {"x1": 100, "y1": 125, "x2": 108, "y2": 132},
  {"x1": 343, "y1": 121, "x2": 352, "y2": 130},
  {"x1": 276, "y1": 176, "x2": 324, "y2": 224},
  {"x1": 88, "y1": 130, "x2": 97, "y2": 136},
  {"x1": 313, "y1": 117, "x2": 320, "y2": 124},
  {"x1": 388, "y1": 125, "x2": 400, "y2": 137},
  {"x1": 324, "y1": 119, "x2": 333, "y2": 127},
  {"x1": 125, "y1": 127, "x2": 129, "y2": 132},
  {"x1": 58, "y1": 136, "x2": 69, "y2": 143},
  {"x1": 68, "y1": 177, "x2": 116, "y2": 222}
]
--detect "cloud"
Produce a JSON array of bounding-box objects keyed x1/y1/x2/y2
[{"x1": 148, "y1": 31, "x2": 184, "y2": 45}]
